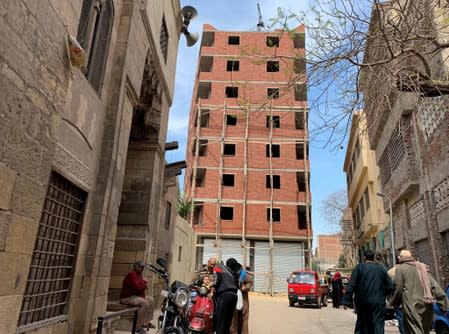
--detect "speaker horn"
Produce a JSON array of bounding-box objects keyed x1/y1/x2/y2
[
  {"x1": 184, "y1": 31, "x2": 199, "y2": 47},
  {"x1": 181, "y1": 6, "x2": 198, "y2": 24},
  {"x1": 180, "y1": 5, "x2": 199, "y2": 47}
]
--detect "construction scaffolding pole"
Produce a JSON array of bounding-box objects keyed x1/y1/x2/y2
[
  {"x1": 268, "y1": 101, "x2": 274, "y2": 296},
  {"x1": 215, "y1": 100, "x2": 227, "y2": 261},
  {"x1": 189, "y1": 102, "x2": 202, "y2": 226},
  {"x1": 303, "y1": 107, "x2": 312, "y2": 270},
  {"x1": 242, "y1": 104, "x2": 250, "y2": 267}
]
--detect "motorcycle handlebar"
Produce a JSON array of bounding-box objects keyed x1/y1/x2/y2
[{"x1": 148, "y1": 264, "x2": 168, "y2": 278}]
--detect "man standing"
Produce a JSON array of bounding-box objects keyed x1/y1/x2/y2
[
  {"x1": 230, "y1": 266, "x2": 253, "y2": 334},
  {"x1": 390, "y1": 250, "x2": 449, "y2": 334},
  {"x1": 341, "y1": 250, "x2": 394, "y2": 334},
  {"x1": 120, "y1": 260, "x2": 155, "y2": 334}
]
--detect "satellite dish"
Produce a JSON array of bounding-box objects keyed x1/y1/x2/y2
[{"x1": 181, "y1": 5, "x2": 199, "y2": 47}]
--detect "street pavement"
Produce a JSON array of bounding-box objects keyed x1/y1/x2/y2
[{"x1": 114, "y1": 293, "x2": 401, "y2": 334}]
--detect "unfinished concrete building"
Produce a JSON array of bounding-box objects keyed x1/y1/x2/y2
[
  {"x1": 0, "y1": 0, "x2": 185, "y2": 332},
  {"x1": 184, "y1": 24, "x2": 311, "y2": 294},
  {"x1": 362, "y1": 1, "x2": 449, "y2": 284}
]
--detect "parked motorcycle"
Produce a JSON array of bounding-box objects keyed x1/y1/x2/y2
[
  {"x1": 187, "y1": 284, "x2": 214, "y2": 334},
  {"x1": 148, "y1": 258, "x2": 190, "y2": 334}
]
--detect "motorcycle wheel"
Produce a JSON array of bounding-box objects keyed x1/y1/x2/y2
[{"x1": 162, "y1": 326, "x2": 184, "y2": 334}]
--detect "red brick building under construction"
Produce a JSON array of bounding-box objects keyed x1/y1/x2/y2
[{"x1": 184, "y1": 23, "x2": 311, "y2": 293}]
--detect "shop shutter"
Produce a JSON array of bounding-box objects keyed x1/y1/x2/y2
[{"x1": 414, "y1": 238, "x2": 436, "y2": 276}]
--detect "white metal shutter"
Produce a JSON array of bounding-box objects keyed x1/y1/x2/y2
[
  {"x1": 273, "y1": 242, "x2": 305, "y2": 293},
  {"x1": 202, "y1": 238, "x2": 218, "y2": 265},
  {"x1": 202, "y1": 238, "x2": 248, "y2": 266},
  {"x1": 254, "y1": 241, "x2": 270, "y2": 293}
]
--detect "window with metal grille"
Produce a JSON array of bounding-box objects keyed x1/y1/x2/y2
[
  {"x1": 18, "y1": 172, "x2": 86, "y2": 328},
  {"x1": 160, "y1": 16, "x2": 169, "y2": 63},
  {"x1": 76, "y1": 0, "x2": 114, "y2": 94},
  {"x1": 379, "y1": 125, "x2": 405, "y2": 184}
]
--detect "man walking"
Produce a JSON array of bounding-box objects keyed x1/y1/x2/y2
[
  {"x1": 120, "y1": 260, "x2": 155, "y2": 334},
  {"x1": 341, "y1": 250, "x2": 394, "y2": 334},
  {"x1": 390, "y1": 250, "x2": 449, "y2": 334}
]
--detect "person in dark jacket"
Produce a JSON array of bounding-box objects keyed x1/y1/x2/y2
[
  {"x1": 120, "y1": 260, "x2": 155, "y2": 334},
  {"x1": 341, "y1": 250, "x2": 394, "y2": 334},
  {"x1": 331, "y1": 271, "x2": 344, "y2": 308},
  {"x1": 212, "y1": 258, "x2": 239, "y2": 334}
]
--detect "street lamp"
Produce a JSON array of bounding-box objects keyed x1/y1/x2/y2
[{"x1": 377, "y1": 192, "x2": 396, "y2": 266}]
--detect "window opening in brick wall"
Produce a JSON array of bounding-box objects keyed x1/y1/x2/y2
[
  {"x1": 225, "y1": 87, "x2": 238, "y2": 98},
  {"x1": 223, "y1": 143, "x2": 236, "y2": 156},
  {"x1": 266, "y1": 115, "x2": 280, "y2": 128},
  {"x1": 193, "y1": 203, "x2": 204, "y2": 225},
  {"x1": 222, "y1": 174, "x2": 235, "y2": 187},
  {"x1": 294, "y1": 58, "x2": 306, "y2": 74},
  {"x1": 228, "y1": 36, "x2": 240, "y2": 45},
  {"x1": 76, "y1": 0, "x2": 114, "y2": 94},
  {"x1": 296, "y1": 142, "x2": 308, "y2": 159},
  {"x1": 226, "y1": 114, "x2": 237, "y2": 126},
  {"x1": 195, "y1": 110, "x2": 210, "y2": 127},
  {"x1": 294, "y1": 33, "x2": 305, "y2": 48},
  {"x1": 267, "y1": 36, "x2": 279, "y2": 47},
  {"x1": 379, "y1": 125, "x2": 405, "y2": 184},
  {"x1": 267, "y1": 208, "x2": 281, "y2": 222},
  {"x1": 295, "y1": 84, "x2": 307, "y2": 101},
  {"x1": 295, "y1": 112, "x2": 305, "y2": 129},
  {"x1": 297, "y1": 206, "x2": 307, "y2": 229},
  {"x1": 267, "y1": 61, "x2": 279, "y2": 72},
  {"x1": 201, "y1": 31, "x2": 215, "y2": 46},
  {"x1": 296, "y1": 172, "x2": 306, "y2": 192},
  {"x1": 195, "y1": 168, "x2": 206, "y2": 187},
  {"x1": 192, "y1": 139, "x2": 208, "y2": 156},
  {"x1": 266, "y1": 175, "x2": 280, "y2": 189},
  {"x1": 266, "y1": 144, "x2": 280, "y2": 158},
  {"x1": 197, "y1": 82, "x2": 212, "y2": 100},
  {"x1": 220, "y1": 207, "x2": 234, "y2": 220},
  {"x1": 267, "y1": 88, "x2": 280, "y2": 99},
  {"x1": 227, "y1": 60, "x2": 239, "y2": 71},
  {"x1": 199, "y1": 56, "x2": 213, "y2": 72},
  {"x1": 18, "y1": 172, "x2": 87, "y2": 328},
  {"x1": 160, "y1": 16, "x2": 169, "y2": 63},
  {"x1": 164, "y1": 202, "x2": 171, "y2": 230}
]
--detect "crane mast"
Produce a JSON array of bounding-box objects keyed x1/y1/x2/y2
[{"x1": 257, "y1": 3, "x2": 264, "y2": 31}]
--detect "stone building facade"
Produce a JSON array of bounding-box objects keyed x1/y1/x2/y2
[
  {"x1": 362, "y1": 1, "x2": 449, "y2": 284},
  {"x1": 0, "y1": 0, "x2": 184, "y2": 332}
]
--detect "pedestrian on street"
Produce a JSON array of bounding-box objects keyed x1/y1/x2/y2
[
  {"x1": 230, "y1": 266, "x2": 253, "y2": 334},
  {"x1": 390, "y1": 250, "x2": 449, "y2": 334},
  {"x1": 387, "y1": 256, "x2": 404, "y2": 334},
  {"x1": 120, "y1": 260, "x2": 156, "y2": 334},
  {"x1": 331, "y1": 271, "x2": 344, "y2": 308},
  {"x1": 341, "y1": 250, "x2": 394, "y2": 334},
  {"x1": 212, "y1": 258, "x2": 239, "y2": 334}
]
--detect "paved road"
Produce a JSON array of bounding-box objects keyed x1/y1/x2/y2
[
  {"x1": 115, "y1": 293, "x2": 400, "y2": 334},
  {"x1": 248, "y1": 293, "x2": 399, "y2": 334}
]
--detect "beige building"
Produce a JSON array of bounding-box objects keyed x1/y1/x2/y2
[
  {"x1": 343, "y1": 111, "x2": 388, "y2": 263},
  {"x1": 0, "y1": 0, "x2": 187, "y2": 332}
]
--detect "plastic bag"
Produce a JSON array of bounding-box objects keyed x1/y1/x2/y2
[{"x1": 236, "y1": 289, "x2": 243, "y2": 310}]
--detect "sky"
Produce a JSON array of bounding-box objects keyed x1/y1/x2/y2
[{"x1": 165, "y1": 0, "x2": 347, "y2": 245}]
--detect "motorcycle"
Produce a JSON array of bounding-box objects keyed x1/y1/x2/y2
[
  {"x1": 187, "y1": 284, "x2": 214, "y2": 334},
  {"x1": 148, "y1": 258, "x2": 190, "y2": 334}
]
